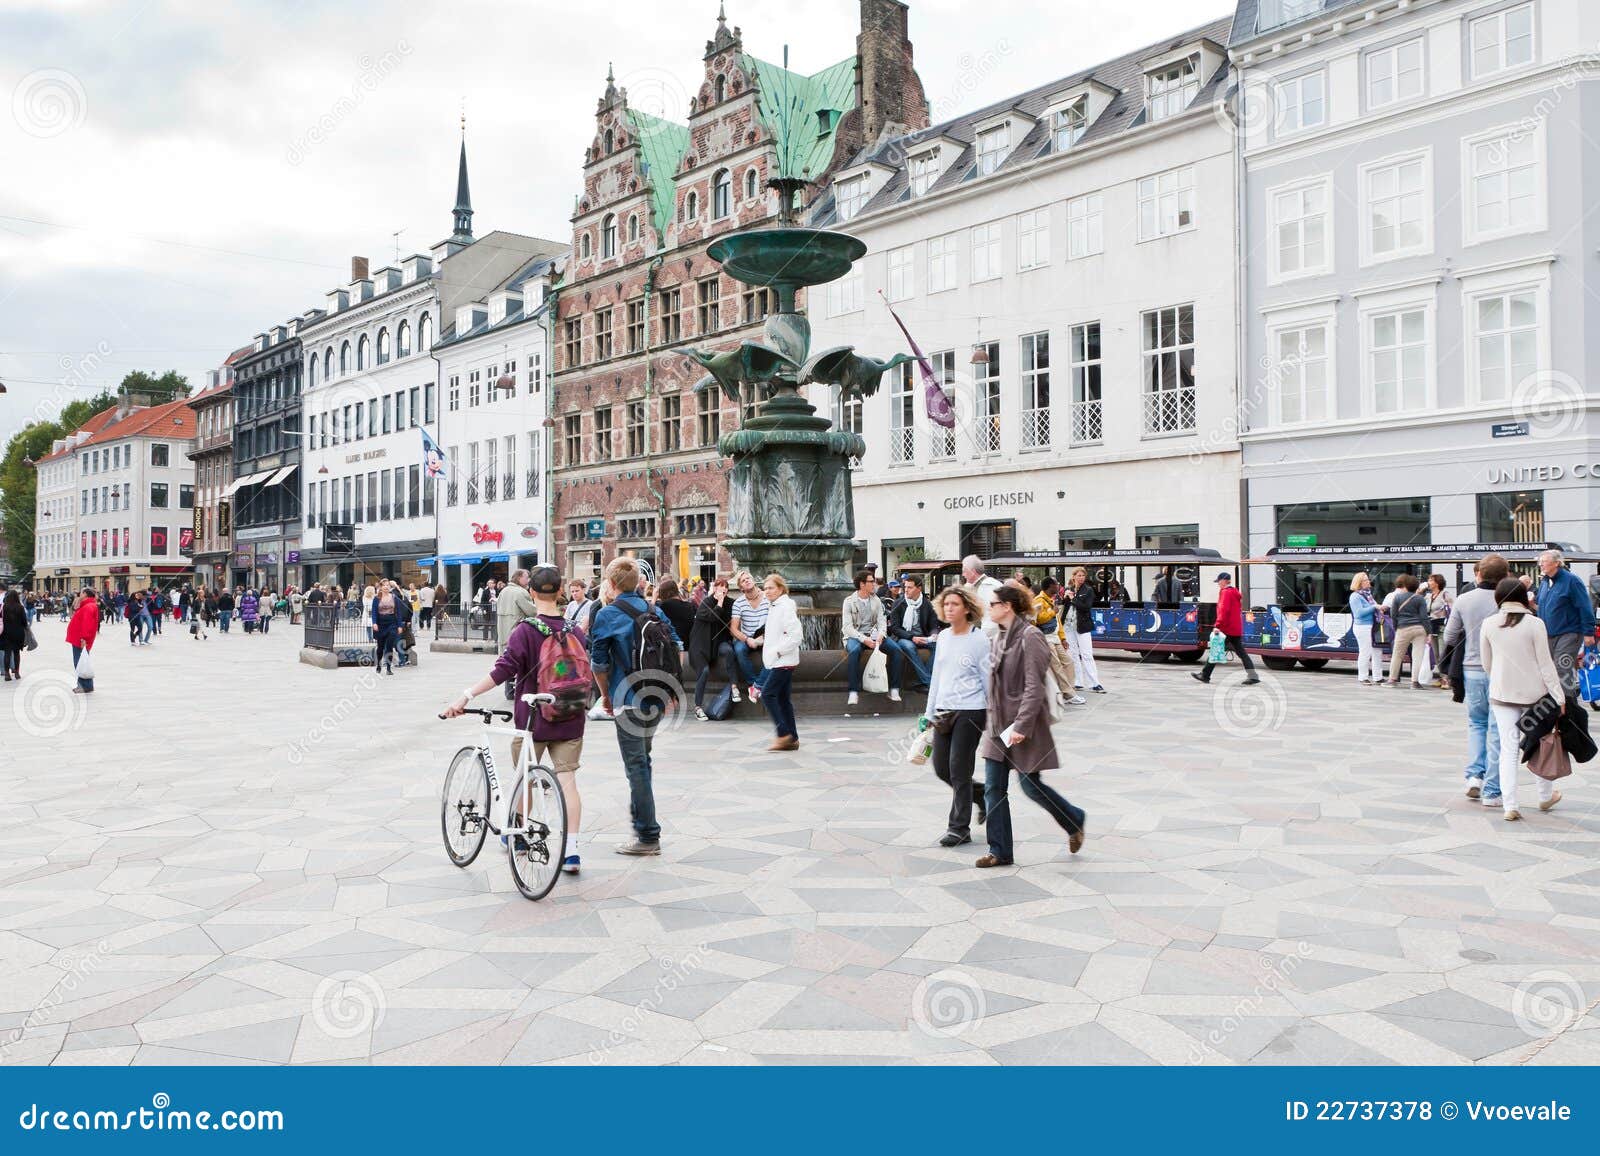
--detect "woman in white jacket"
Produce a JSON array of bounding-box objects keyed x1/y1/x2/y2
[
  {"x1": 760, "y1": 573, "x2": 803, "y2": 751},
  {"x1": 1480, "y1": 577, "x2": 1566, "y2": 821}
]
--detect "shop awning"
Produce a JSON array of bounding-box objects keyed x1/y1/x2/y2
[
  {"x1": 262, "y1": 465, "x2": 298, "y2": 487},
  {"x1": 223, "y1": 471, "x2": 270, "y2": 496},
  {"x1": 432, "y1": 552, "x2": 513, "y2": 566}
]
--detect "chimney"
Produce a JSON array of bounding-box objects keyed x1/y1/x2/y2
[
  {"x1": 351, "y1": 255, "x2": 369, "y2": 281},
  {"x1": 856, "y1": 0, "x2": 928, "y2": 147}
]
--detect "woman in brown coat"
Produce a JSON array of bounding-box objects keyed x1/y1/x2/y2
[{"x1": 976, "y1": 584, "x2": 1087, "y2": 868}]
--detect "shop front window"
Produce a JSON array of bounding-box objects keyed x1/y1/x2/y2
[{"x1": 1477, "y1": 490, "x2": 1544, "y2": 545}]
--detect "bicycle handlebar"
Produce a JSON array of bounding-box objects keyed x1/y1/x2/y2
[{"x1": 438, "y1": 692, "x2": 558, "y2": 722}]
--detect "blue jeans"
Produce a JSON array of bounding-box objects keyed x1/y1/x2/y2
[
  {"x1": 137, "y1": 612, "x2": 152, "y2": 643},
  {"x1": 732, "y1": 640, "x2": 764, "y2": 688},
  {"x1": 1463, "y1": 668, "x2": 1502, "y2": 800},
  {"x1": 219, "y1": 611, "x2": 232, "y2": 632},
  {"x1": 983, "y1": 756, "x2": 1084, "y2": 863},
  {"x1": 885, "y1": 637, "x2": 935, "y2": 687},
  {"x1": 71, "y1": 644, "x2": 93, "y2": 692},
  {"x1": 846, "y1": 638, "x2": 899, "y2": 692},
  {"x1": 762, "y1": 666, "x2": 798, "y2": 739},
  {"x1": 614, "y1": 709, "x2": 662, "y2": 843}
]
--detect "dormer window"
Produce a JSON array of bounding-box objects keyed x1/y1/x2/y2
[
  {"x1": 975, "y1": 126, "x2": 1010, "y2": 176},
  {"x1": 835, "y1": 175, "x2": 869, "y2": 222},
  {"x1": 1147, "y1": 56, "x2": 1199, "y2": 122},
  {"x1": 908, "y1": 151, "x2": 939, "y2": 197},
  {"x1": 1053, "y1": 100, "x2": 1087, "y2": 150}
]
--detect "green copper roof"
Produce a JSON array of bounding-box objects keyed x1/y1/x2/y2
[
  {"x1": 625, "y1": 107, "x2": 691, "y2": 237},
  {"x1": 740, "y1": 54, "x2": 857, "y2": 181}
]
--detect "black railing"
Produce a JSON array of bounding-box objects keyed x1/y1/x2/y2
[
  {"x1": 303, "y1": 602, "x2": 378, "y2": 649},
  {"x1": 433, "y1": 604, "x2": 497, "y2": 645}
]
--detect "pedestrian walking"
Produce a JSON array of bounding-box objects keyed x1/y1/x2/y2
[
  {"x1": 1425, "y1": 573, "x2": 1454, "y2": 688},
  {"x1": 370, "y1": 581, "x2": 410, "y2": 674},
  {"x1": 258, "y1": 590, "x2": 275, "y2": 635},
  {"x1": 239, "y1": 589, "x2": 260, "y2": 635},
  {"x1": 1535, "y1": 547, "x2": 1595, "y2": 703},
  {"x1": 759, "y1": 573, "x2": 802, "y2": 751},
  {"x1": 216, "y1": 587, "x2": 234, "y2": 632},
  {"x1": 1349, "y1": 572, "x2": 1382, "y2": 684},
  {"x1": 1442, "y1": 554, "x2": 1509, "y2": 807},
  {"x1": 1, "y1": 589, "x2": 26, "y2": 681},
  {"x1": 1192, "y1": 570, "x2": 1259, "y2": 686},
  {"x1": 587, "y1": 558, "x2": 682, "y2": 856},
  {"x1": 976, "y1": 584, "x2": 1087, "y2": 867},
  {"x1": 66, "y1": 588, "x2": 99, "y2": 693},
  {"x1": 925, "y1": 584, "x2": 990, "y2": 847},
  {"x1": 416, "y1": 582, "x2": 434, "y2": 629},
  {"x1": 1032, "y1": 577, "x2": 1082, "y2": 706},
  {"x1": 689, "y1": 575, "x2": 737, "y2": 720},
  {"x1": 1384, "y1": 575, "x2": 1430, "y2": 687},
  {"x1": 1481, "y1": 577, "x2": 1568, "y2": 821},
  {"x1": 1064, "y1": 567, "x2": 1106, "y2": 693}
]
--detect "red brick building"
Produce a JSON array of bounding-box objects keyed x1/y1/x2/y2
[{"x1": 551, "y1": 1, "x2": 927, "y2": 585}]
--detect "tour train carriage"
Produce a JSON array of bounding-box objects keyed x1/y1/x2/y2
[{"x1": 1237, "y1": 542, "x2": 1600, "y2": 671}]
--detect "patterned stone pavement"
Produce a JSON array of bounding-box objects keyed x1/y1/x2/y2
[{"x1": 3, "y1": 616, "x2": 1600, "y2": 1067}]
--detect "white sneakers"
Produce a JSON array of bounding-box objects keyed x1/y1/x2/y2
[
  {"x1": 731, "y1": 686, "x2": 742, "y2": 703},
  {"x1": 847, "y1": 691, "x2": 859, "y2": 706},
  {"x1": 888, "y1": 689, "x2": 902, "y2": 703}
]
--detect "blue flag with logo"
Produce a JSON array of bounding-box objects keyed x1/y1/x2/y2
[{"x1": 421, "y1": 427, "x2": 448, "y2": 479}]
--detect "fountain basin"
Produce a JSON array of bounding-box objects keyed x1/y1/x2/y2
[{"x1": 707, "y1": 228, "x2": 866, "y2": 289}]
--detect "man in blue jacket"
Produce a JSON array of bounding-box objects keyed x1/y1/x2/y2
[
  {"x1": 1536, "y1": 548, "x2": 1595, "y2": 701},
  {"x1": 588, "y1": 557, "x2": 682, "y2": 856}
]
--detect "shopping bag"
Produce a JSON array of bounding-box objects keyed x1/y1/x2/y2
[
  {"x1": 1206, "y1": 629, "x2": 1230, "y2": 665},
  {"x1": 862, "y1": 645, "x2": 889, "y2": 693},
  {"x1": 24, "y1": 626, "x2": 38, "y2": 652},
  {"x1": 906, "y1": 726, "x2": 934, "y2": 766},
  {"x1": 74, "y1": 648, "x2": 94, "y2": 680},
  {"x1": 1579, "y1": 653, "x2": 1600, "y2": 704}
]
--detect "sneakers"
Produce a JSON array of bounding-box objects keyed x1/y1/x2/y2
[
  {"x1": 888, "y1": 689, "x2": 903, "y2": 703},
  {"x1": 1190, "y1": 672, "x2": 1209, "y2": 684},
  {"x1": 847, "y1": 691, "x2": 859, "y2": 706},
  {"x1": 1067, "y1": 694, "x2": 1087, "y2": 706},
  {"x1": 1539, "y1": 790, "x2": 1563, "y2": 813},
  {"x1": 695, "y1": 707, "x2": 709, "y2": 721},
  {"x1": 1504, "y1": 808, "x2": 1522, "y2": 822},
  {"x1": 615, "y1": 839, "x2": 661, "y2": 856},
  {"x1": 1242, "y1": 677, "x2": 1261, "y2": 685},
  {"x1": 748, "y1": 685, "x2": 762, "y2": 703},
  {"x1": 938, "y1": 831, "x2": 971, "y2": 848},
  {"x1": 1091, "y1": 685, "x2": 1107, "y2": 694},
  {"x1": 1465, "y1": 777, "x2": 1483, "y2": 800},
  {"x1": 1482, "y1": 794, "x2": 1503, "y2": 808},
  {"x1": 561, "y1": 854, "x2": 581, "y2": 874},
  {"x1": 587, "y1": 702, "x2": 614, "y2": 722},
  {"x1": 730, "y1": 686, "x2": 742, "y2": 703}
]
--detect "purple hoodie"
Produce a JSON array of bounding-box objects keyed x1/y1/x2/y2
[{"x1": 491, "y1": 613, "x2": 588, "y2": 741}]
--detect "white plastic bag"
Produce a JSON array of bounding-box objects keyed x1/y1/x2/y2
[
  {"x1": 906, "y1": 726, "x2": 934, "y2": 766},
  {"x1": 862, "y1": 645, "x2": 889, "y2": 694},
  {"x1": 74, "y1": 648, "x2": 95, "y2": 680}
]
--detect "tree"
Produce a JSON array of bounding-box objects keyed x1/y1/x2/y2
[{"x1": 119, "y1": 370, "x2": 189, "y2": 402}]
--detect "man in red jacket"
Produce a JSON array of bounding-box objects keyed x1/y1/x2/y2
[
  {"x1": 65, "y1": 588, "x2": 100, "y2": 693},
  {"x1": 1192, "y1": 571, "x2": 1259, "y2": 685}
]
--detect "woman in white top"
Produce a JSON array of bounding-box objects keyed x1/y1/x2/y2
[
  {"x1": 759, "y1": 573, "x2": 803, "y2": 752},
  {"x1": 924, "y1": 584, "x2": 992, "y2": 847},
  {"x1": 1480, "y1": 577, "x2": 1566, "y2": 821}
]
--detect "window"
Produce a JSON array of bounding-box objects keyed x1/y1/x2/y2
[
  {"x1": 1053, "y1": 99, "x2": 1086, "y2": 150},
  {"x1": 1271, "y1": 324, "x2": 1330, "y2": 424},
  {"x1": 1272, "y1": 179, "x2": 1330, "y2": 278},
  {"x1": 595, "y1": 307, "x2": 614, "y2": 360},
  {"x1": 357, "y1": 334, "x2": 369, "y2": 370},
  {"x1": 628, "y1": 214, "x2": 639, "y2": 242},
  {"x1": 1276, "y1": 71, "x2": 1325, "y2": 135},
  {"x1": 376, "y1": 327, "x2": 391, "y2": 364},
  {"x1": 579, "y1": 233, "x2": 591, "y2": 259},
  {"x1": 594, "y1": 407, "x2": 613, "y2": 461},
  {"x1": 380, "y1": 470, "x2": 391, "y2": 520},
  {"x1": 1020, "y1": 332, "x2": 1051, "y2": 450},
  {"x1": 1362, "y1": 152, "x2": 1429, "y2": 261},
  {"x1": 626, "y1": 400, "x2": 646, "y2": 457},
  {"x1": 1472, "y1": 289, "x2": 1539, "y2": 402},
  {"x1": 1471, "y1": 4, "x2": 1534, "y2": 79},
  {"x1": 1467, "y1": 127, "x2": 1542, "y2": 241},
  {"x1": 829, "y1": 265, "x2": 863, "y2": 316},
  {"x1": 448, "y1": 374, "x2": 460, "y2": 413},
  {"x1": 697, "y1": 389, "x2": 720, "y2": 446},
  {"x1": 339, "y1": 341, "x2": 350, "y2": 374},
  {"x1": 409, "y1": 386, "x2": 419, "y2": 428},
  {"x1": 564, "y1": 318, "x2": 582, "y2": 367},
  {"x1": 1477, "y1": 489, "x2": 1544, "y2": 544},
  {"x1": 741, "y1": 287, "x2": 771, "y2": 323},
  {"x1": 659, "y1": 287, "x2": 682, "y2": 343},
  {"x1": 1067, "y1": 193, "x2": 1103, "y2": 258},
  {"x1": 1070, "y1": 322, "x2": 1103, "y2": 444},
  {"x1": 1368, "y1": 306, "x2": 1429, "y2": 414},
  {"x1": 366, "y1": 470, "x2": 378, "y2": 520},
  {"x1": 418, "y1": 313, "x2": 432, "y2": 351},
  {"x1": 415, "y1": 464, "x2": 427, "y2": 517},
  {"x1": 975, "y1": 125, "x2": 1009, "y2": 176},
  {"x1": 601, "y1": 214, "x2": 617, "y2": 259},
  {"x1": 908, "y1": 151, "x2": 938, "y2": 197},
  {"x1": 1141, "y1": 304, "x2": 1196, "y2": 434},
  {"x1": 927, "y1": 351, "x2": 957, "y2": 460},
  {"x1": 1147, "y1": 56, "x2": 1199, "y2": 121},
  {"x1": 525, "y1": 432, "x2": 539, "y2": 498},
  {"x1": 1016, "y1": 208, "x2": 1049, "y2": 270},
  {"x1": 886, "y1": 245, "x2": 914, "y2": 300},
  {"x1": 397, "y1": 320, "x2": 411, "y2": 357},
  {"x1": 180, "y1": 483, "x2": 194, "y2": 510},
  {"x1": 889, "y1": 363, "x2": 915, "y2": 464},
  {"x1": 970, "y1": 221, "x2": 1001, "y2": 282},
  {"x1": 150, "y1": 443, "x2": 169, "y2": 467},
  {"x1": 662, "y1": 394, "x2": 682, "y2": 451},
  {"x1": 150, "y1": 481, "x2": 169, "y2": 508},
  {"x1": 1138, "y1": 167, "x2": 1195, "y2": 240},
  {"x1": 424, "y1": 382, "x2": 435, "y2": 422},
  {"x1": 467, "y1": 372, "x2": 480, "y2": 409},
  {"x1": 836, "y1": 175, "x2": 868, "y2": 221},
  {"x1": 745, "y1": 170, "x2": 758, "y2": 200},
  {"x1": 563, "y1": 414, "x2": 582, "y2": 465},
  {"x1": 684, "y1": 190, "x2": 698, "y2": 220},
  {"x1": 974, "y1": 342, "x2": 1000, "y2": 453},
  {"x1": 713, "y1": 170, "x2": 732, "y2": 219},
  {"x1": 1366, "y1": 38, "x2": 1424, "y2": 110},
  {"x1": 928, "y1": 233, "x2": 958, "y2": 293},
  {"x1": 465, "y1": 445, "x2": 478, "y2": 504},
  {"x1": 696, "y1": 278, "x2": 720, "y2": 332}
]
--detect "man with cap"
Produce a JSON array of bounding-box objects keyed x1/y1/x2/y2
[{"x1": 1192, "y1": 570, "x2": 1259, "y2": 686}]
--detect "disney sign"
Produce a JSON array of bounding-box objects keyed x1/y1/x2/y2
[{"x1": 470, "y1": 522, "x2": 504, "y2": 547}]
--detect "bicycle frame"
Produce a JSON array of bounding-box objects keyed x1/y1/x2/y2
[{"x1": 452, "y1": 720, "x2": 552, "y2": 839}]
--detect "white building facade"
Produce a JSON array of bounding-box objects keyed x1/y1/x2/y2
[{"x1": 810, "y1": 16, "x2": 1243, "y2": 574}]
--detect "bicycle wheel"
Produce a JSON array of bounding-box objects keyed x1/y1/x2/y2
[
  {"x1": 440, "y1": 746, "x2": 491, "y2": 867},
  {"x1": 505, "y1": 764, "x2": 567, "y2": 901}
]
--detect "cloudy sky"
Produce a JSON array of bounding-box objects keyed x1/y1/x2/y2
[{"x1": 0, "y1": 0, "x2": 1230, "y2": 443}]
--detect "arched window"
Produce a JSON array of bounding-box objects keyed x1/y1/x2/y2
[
  {"x1": 628, "y1": 214, "x2": 639, "y2": 242},
  {"x1": 714, "y1": 75, "x2": 726, "y2": 103},
  {"x1": 396, "y1": 319, "x2": 411, "y2": 357},
  {"x1": 339, "y1": 341, "x2": 350, "y2": 374},
  {"x1": 580, "y1": 233, "x2": 592, "y2": 259},
  {"x1": 602, "y1": 214, "x2": 617, "y2": 258},
  {"x1": 308, "y1": 352, "x2": 319, "y2": 389},
  {"x1": 324, "y1": 346, "x2": 335, "y2": 378},
  {"x1": 685, "y1": 190, "x2": 698, "y2": 220},
  {"x1": 418, "y1": 313, "x2": 432, "y2": 351},
  {"x1": 376, "y1": 327, "x2": 391, "y2": 365},
  {"x1": 745, "y1": 169, "x2": 758, "y2": 199},
  {"x1": 357, "y1": 334, "x2": 370, "y2": 370},
  {"x1": 603, "y1": 127, "x2": 614, "y2": 154},
  {"x1": 712, "y1": 169, "x2": 732, "y2": 219}
]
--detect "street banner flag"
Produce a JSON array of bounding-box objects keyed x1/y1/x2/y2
[
  {"x1": 421, "y1": 427, "x2": 448, "y2": 478},
  {"x1": 881, "y1": 291, "x2": 956, "y2": 429}
]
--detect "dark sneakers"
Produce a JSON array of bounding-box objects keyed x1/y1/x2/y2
[
  {"x1": 939, "y1": 832, "x2": 971, "y2": 848},
  {"x1": 615, "y1": 839, "x2": 661, "y2": 856}
]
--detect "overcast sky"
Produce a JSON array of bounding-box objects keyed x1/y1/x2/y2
[{"x1": 0, "y1": 0, "x2": 1231, "y2": 444}]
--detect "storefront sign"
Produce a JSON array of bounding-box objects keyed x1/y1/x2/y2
[
  {"x1": 178, "y1": 528, "x2": 194, "y2": 555},
  {"x1": 1482, "y1": 463, "x2": 1600, "y2": 484},
  {"x1": 520, "y1": 525, "x2": 539, "y2": 539},
  {"x1": 471, "y1": 522, "x2": 505, "y2": 547},
  {"x1": 323, "y1": 523, "x2": 356, "y2": 553},
  {"x1": 346, "y1": 448, "x2": 388, "y2": 464},
  {"x1": 586, "y1": 518, "x2": 606, "y2": 538},
  {"x1": 1284, "y1": 534, "x2": 1318, "y2": 548},
  {"x1": 942, "y1": 491, "x2": 1035, "y2": 511},
  {"x1": 218, "y1": 501, "x2": 231, "y2": 538},
  {"x1": 1492, "y1": 421, "x2": 1530, "y2": 439},
  {"x1": 233, "y1": 553, "x2": 254, "y2": 569},
  {"x1": 287, "y1": 550, "x2": 301, "y2": 564}
]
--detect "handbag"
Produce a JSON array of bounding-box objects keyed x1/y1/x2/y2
[
  {"x1": 930, "y1": 710, "x2": 957, "y2": 735},
  {"x1": 862, "y1": 645, "x2": 889, "y2": 693},
  {"x1": 1529, "y1": 730, "x2": 1572, "y2": 781},
  {"x1": 74, "y1": 648, "x2": 94, "y2": 680},
  {"x1": 25, "y1": 626, "x2": 38, "y2": 652},
  {"x1": 1579, "y1": 653, "x2": 1600, "y2": 704},
  {"x1": 706, "y1": 684, "x2": 734, "y2": 721}
]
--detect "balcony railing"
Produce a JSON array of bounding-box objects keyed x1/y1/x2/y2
[
  {"x1": 977, "y1": 412, "x2": 1001, "y2": 454},
  {"x1": 484, "y1": 474, "x2": 497, "y2": 502},
  {"x1": 502, "y1": 473, "x2": 515, "y2": 502},
  {"x1": 889, "y1": 426, "x2": 914, "y2": 464},
  {"x1": 525, "y1": 468, "x2": 539, "y2": 498},
  {"x1": 1071, "y1": 399, "x2": 1103, "y2": 445},
  {"x1": 1021, "y1": 407, "x2": 1051, "y2": 451},
  {"x1": 466, "y1": 480, "x2": 479, "y2": 504},
  {"x1": 929, "y1": 425, "x2": 955, "y2": 461},
  {"x1": 1143, "y1": 387, "x2": 1196, "y2": 435},
  {"x1": 447, "y1": 481, "x2": 459, "y2": 506}
]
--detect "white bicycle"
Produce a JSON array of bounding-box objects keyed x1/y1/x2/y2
[{"x1": 438, "y1": 693, "x2": 568, "y2": 901}]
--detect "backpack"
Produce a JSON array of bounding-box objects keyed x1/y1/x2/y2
[
  {"x1": 617, "y1": 599, "x2": 683, "y2": 709},
  {"x1": 528, "y1": 618, "x2": 593, "y2": 723}
]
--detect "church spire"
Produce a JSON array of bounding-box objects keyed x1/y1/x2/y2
[{"x1": 451, "y1": 111, "x2": 474, "y2": 243}]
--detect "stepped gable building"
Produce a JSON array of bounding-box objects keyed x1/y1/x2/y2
[{"x1": 550, "y1": 1, "x2": 928, "y2": 585}]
